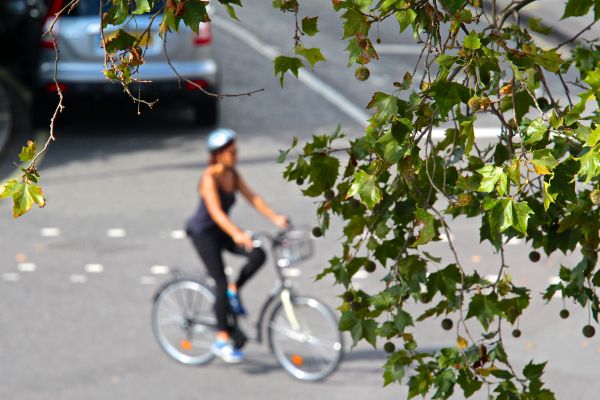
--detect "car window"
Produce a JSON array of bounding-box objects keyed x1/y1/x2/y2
[{"x1": 66, "y1": 0, "x2": 164, "y2": 17}]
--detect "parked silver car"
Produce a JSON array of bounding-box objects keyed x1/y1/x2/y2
[{"x1": 36, "y1": 0, "x2": 220, "y2": 125}]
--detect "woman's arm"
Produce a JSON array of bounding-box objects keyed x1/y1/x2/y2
[
  {"x1": 201, "y1": 172, "x2": 253, "y2": 249},
  {"x1": 237, "y1": 172, "x2": 288, "y2": 228}
]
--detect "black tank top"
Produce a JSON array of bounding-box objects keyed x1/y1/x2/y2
[{"x1": 186, "y1": 173, "x2": 237, "y2": 236}]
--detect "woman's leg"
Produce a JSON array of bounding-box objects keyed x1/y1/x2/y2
[
  {"x1": 190, "y1": 233, "x2": 230, "y2": 333},
  {"x1": 224, "y1": 239, "x2": 266, "y2": 289}
]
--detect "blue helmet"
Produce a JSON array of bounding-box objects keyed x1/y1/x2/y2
[{"x1": 207, "y1": 128, "x2": 236, "y2": 153}]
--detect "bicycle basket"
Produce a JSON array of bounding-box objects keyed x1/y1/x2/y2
[{"x1": 274, "y1": 229, "x2": 314, "y2": 268}]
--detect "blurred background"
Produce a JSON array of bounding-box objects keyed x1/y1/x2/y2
[{"x1": 0, "y1": 1, "x2": 598, "y2": 399}]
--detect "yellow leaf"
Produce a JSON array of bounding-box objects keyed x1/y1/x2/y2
[
  {"x1": 402, "y1": 333, "x2": 414, "y2": 341},
  {"x1": 476, "y1": 366, "x2": 499, "y2": 377},
  {"x1": 457, "y1": 336, "x2": 468, "y2": 350},
  {"x1": 533, "y1": 164, "x2": 551, "y2": 175}
]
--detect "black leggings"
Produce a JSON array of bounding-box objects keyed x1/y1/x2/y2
[{"x1": 190, "y1": 229, "x2": 266, "y2": 332}]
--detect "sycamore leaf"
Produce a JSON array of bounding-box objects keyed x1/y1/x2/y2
[
  {"x1": 301, "y1": 16, "x2": 319, "y2": 36},
  {"x1": 19, "y1": 141, "x2": 36, "y2": 162},
  {"x1": 528, "y1": 17, "x2": 552, "y2": 35},
  {"x1": 347, "y1": 169, "x2": 382, "y2": 209},
  {"x1": 524, "y1": 118, "x2": 547, "y2": 144},
  {"x1": 531, "y1": 149, "x2": 558, "y2": 175},
  {"x1": 132, "y1": 0, "x2": 152, "y2": 15},
  {"x1": 181, "y1": 0, "x2": 209, "y2": 33},
  {"x1": 512, "y1": 201, "x2": 533, "y2": 235},
  {"x1": 367, "y1": 92, "x2": 398, "y2": 120},
  {"x1": 412, "y1": 208, "x2": 435, "y2": 246},
  {"x1": 104, "y1": 29, "x2": 137, "y2": 53},
  {"x1": 562, "y1": 0, "x2": 594, "y2": 19},
  {"x1": 543, "y1": 181, "x2": 557, "y2": 211},
  {"x1": 295, "y1": 46, "x2": 326, "y2": 69},
  {"x1": 463, "y1": 31, "x2": 481, "y2": 50},
  {"x1": 576, "y1": 147, "x2": 600, "y2": 183},
  {"x1": 273, "y1": 56, "x2": 303, "y2": 87},
  {"x1": 476, "y1": 165, "x2": 503, "y2": 192}
]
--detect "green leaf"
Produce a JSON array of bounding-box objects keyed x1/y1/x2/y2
[
  {"x1": 341, "y1": 8, "x2": 370, "y2": 39},
  {"x1": 412, "y1": 208, "x2": 436, "y2": 246},
  {"x1": 395, "y1": 9, "x2": 417, "y2": 33},
  {"x1": 488, "y1": 198, "x2": 513, "y2": 235},
  {"x1": 463, "y1": 31, "x2": 481, "y2": 50},
  {"x1": 513, "y1": 201, "x2": 533, "y2": 235},
  {"x1": 476, "y1": 165, "x2": 503, "y2": 193},
  {"x1": 5, "y1": 181, "x2": 46, "y2": 218},
  {"x1": 181, "y1": 0, "x2": 209, "y2": 34},
  {"x1": 105, "y1": 0, "x2": 129, "y2": 26},
  {"x1": 441, "y1": 0, "x2": 466, "y2": 13},
  {"x1": 457, "y1": 368, "x2": 483, "y2": 398},
  {"x1": 562, "y1": 0, "x2": 594, "y2": 18},
  {"x1": 224, "y1": 4, "x2": 239, "y2": 20},
  {"x1": 524, "y1": 118, "x2": 547, "y2": 144},
  {"x1": 375, "y1": 131, "x2": 405, "y2": 162},
  {"x1": 466, "y1": 293, "x2": 499, "y2": 330},
  {"x1": 294, "y1": 46, "x2": 326, "y2": 69},
  {"x1": 18, "y1": 141, "x2": 36, "y2": 162},
  {"x1": 528, "y1": 17, "x2": 552, "y2": 34},
  {"x1": 543, "y1": 181, "x2": 557, "y2": 211},
  {"x1": 367, "y1": 92, "x2": 399, "y2": 121},
  {"x1": 301, "y1": 16, "x2": 319, "y2": 36},
  {"x1": 132, "y1": 0, "x2": 152, "y2": 15},
  {"x1": 393, "y1": 310, "x2": 414, "y2": 333},
  {"x1": 531, "y1": 149, "x2": 558, "y2": 175},
  {"x1": 273, "y1": 56, "x2": 303, "y2": 87},
  {"x1": 576, "y1": 147, "x2": 600, "y2": 183},
  {"x1": 304, "y1": 155, "x2": 340, "y2": 196},
  {"x1": 104, "y1": 29, "x2": 137, "y2": 54},
  {"x1": 346, "y1": 169, "x2": 382, "y2": 208}
]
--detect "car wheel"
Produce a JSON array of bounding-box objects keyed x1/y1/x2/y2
[{"x1": 193, "y1": 95, "x2": 218, "y2": 127}]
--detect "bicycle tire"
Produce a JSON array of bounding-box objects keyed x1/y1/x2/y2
[
  {"x1": 268, "y1": 295, "x2": 344, "y2": 381},
  {"x1": 151, "y1": 278, "x2": 217, "y2": 365}
]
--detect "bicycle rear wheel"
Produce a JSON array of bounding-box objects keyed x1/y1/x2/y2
[
  {"x1": 268, "y1": 296, "x2": 344, "y2": 381},
  {"x1": 151, "y1": 278, "x2": 217, "y2": 365}
]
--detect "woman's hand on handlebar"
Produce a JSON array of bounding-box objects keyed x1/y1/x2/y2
[
  {"x1": 272, "y1": 214, "x2": 289, "y2": 229},
  {"x1": 233, "y1": 231, "x2": 254, "y2": 251}
]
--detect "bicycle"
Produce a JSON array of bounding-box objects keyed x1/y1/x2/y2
[{"x1": 150, "y1": 228, "x2": 344, "y2": 381}]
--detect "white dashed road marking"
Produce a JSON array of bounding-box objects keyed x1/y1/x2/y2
[
  {"x1": 69, "y1": 274, "x2": 87, "y2": 283},
  {"x1": 17, "y1": 263, "x2": 37, "y2": 272},
  {"x1": 150, "y1": 265, "x2": 170, "y2": 275},
  {"x1": 40, "y1": 227, "x2": 61, "y2": 237},
  {"x1": 107, "y1": 228, "x2": 126, "y2": 238},
  {"x1": 85, "y1": 264, "x2": 104, "y2": 273},
  {"x1": 2, "y1": 273, "x2": 20, "y2": 282},
  {"x1": 169, "y1": 230, "x2": 186, "y2": 239},
  {"x1": 140, "y1": 276, "x2": 157, "y2": 285}
]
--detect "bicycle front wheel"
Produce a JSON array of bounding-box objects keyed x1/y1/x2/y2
[
  {"x1": 268, "y1": 296, "x2": 344, "y2": 381},
  {"x1": 151, "y1": 278, "x2": 217, "y2": 365}
]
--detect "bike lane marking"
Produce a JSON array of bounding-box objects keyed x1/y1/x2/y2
[{"x1": 212, "y1": 15, "x2": 501, "y2": 139}]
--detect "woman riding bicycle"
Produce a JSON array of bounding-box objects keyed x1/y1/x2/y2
[{"x1": 186, "y1": 128, "x2": 288, "y2": 363}]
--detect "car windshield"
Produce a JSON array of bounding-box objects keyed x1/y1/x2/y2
[{"x1": 67, "y1": 0, "x2": 165, "y2": 16}]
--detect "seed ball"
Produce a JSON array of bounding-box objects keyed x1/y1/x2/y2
[
  {"x1": 583, "y1": 325, "x2": 596, "y2": 338},
  {"x1": 343, "y1": 291, "x2": 354, "y2": 303},
  {"x1": 441, "y1": 318, "x2": 453, "y2": 331},
  {"x1": 590, "y1": 189, "x2": 600, "y2": 205},
  {"x1": 325, "y1": 189, "x2": 335, "y2": 200},
  {"x1": 376, "y1": 38, "x2": 382, "y2": 44},
  {"x1": 312, "y1": 226, "x2": 323, "y2": 238},
  {"x1": 383, "y1": 341, "x2": 396, "y2": 353},
  {"x1": 296, "y1": 177, "x2": 304, "y2": 185},
  {"x1": 559, "y1": 309, "x2": 570, "y2": 319},
  {"x1": 355, "y1": 66, "x2": 370, "y2": 81},
  {"x1": 529, "y1": 251, "x2": 541, "y2": 263},
  {"x1": 512, "y1": 329, "x2": 522, "y2": 338},
  {"x1": 364, "y1": 260, "x2": 376, "y2": 273}
]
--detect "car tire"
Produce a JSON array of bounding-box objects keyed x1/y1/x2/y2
[{"x1": 193, "y1": 94, "x2": 219, "y2": 127}]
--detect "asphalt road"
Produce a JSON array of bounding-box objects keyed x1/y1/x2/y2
[{"x1": 1, "y1": 2, "x2": 599, "y2": 400}]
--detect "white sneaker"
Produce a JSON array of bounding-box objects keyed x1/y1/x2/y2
[{"x1": 210, "y1": 340, "x2": 244, "y2": 363}]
